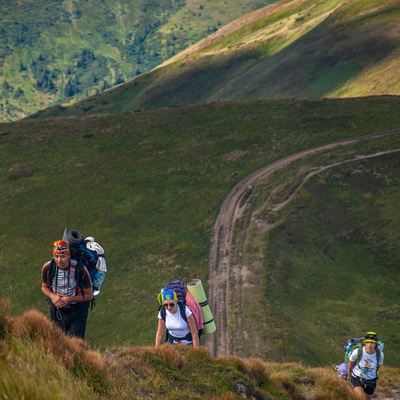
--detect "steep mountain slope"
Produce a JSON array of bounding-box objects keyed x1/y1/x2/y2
[
  {"x1": 2, "y1": 96, "x2": 400, "y2": 366},
  {"x1": 36, "y1": 0, "x2": 400, "y2": 119},
  {"x1": 0, "y1": 0, "x2": 277, "y2": 122}
]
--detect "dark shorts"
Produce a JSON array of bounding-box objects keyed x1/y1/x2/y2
[{"x1": 350, "y1": 375, "x2": 377, "y2": 395}]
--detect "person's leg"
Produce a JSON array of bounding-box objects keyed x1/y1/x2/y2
[
  {"x1": 49, "y1": 306, "x2": 68, "y2": 333},
  {"x1": 49, "y1": 305, "x2": 57, "y2": 322},
  {"x1": 67, "y1": 308, "x2": 89, "y2": 339},
  {"x1": 350, "y1": 376, "x2": 365, "y2": 399},
  {"x1": 353, "y1": 386, "x2": 365, "y2": 399}
]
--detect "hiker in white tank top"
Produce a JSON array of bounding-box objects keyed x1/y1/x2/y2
[{"x1": 155, "y1": 289, "x2": 199, "y2": 347}]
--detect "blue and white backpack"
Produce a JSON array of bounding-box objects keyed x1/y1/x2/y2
[{"x1": 63, "y1": 229, "x2": 107, "y2": 296}]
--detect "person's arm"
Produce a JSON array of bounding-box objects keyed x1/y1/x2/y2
[
  {"x1": 155, "y1": 318, "x2": 165, "y2": 347},
  {"x1": 187, "y1": 314, "x2": 199, "y2": 348},
  {"x1": 41, "y1": 281, "x2": 65, "y2": 308},
  {"x1": 377, "y1": 351, "x2": 384, "y2": 372},
  {"x1": 347, "y1": 360, "x2": 355, "y2": 380},
  {"x1": 60, "y1": 285, "x2": 93, "y2": 305},
  {"x1": 41, "y1": 263, "x2": 65, "y2": 308}
]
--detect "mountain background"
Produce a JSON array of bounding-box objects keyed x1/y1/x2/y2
[
  {"x1": 0, "y1": 0, "x2": 277, "y2": 122},
  {"x1": 5, "y1": 0, "x2": 399, "y2": 121},
  {"x1": 1, "y1": 0, "x2": 400, "y2": 388}
]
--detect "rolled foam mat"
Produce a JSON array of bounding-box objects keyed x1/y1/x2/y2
[
  {"x1": 62, "y1": 228, "x2": 84, "y2": 244},
  {"x1": 187, "y1": 279, "x2": 216, "y2": 334}
]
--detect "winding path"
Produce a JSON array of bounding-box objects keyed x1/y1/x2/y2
[{"x1": 207, "y1": 129, "x2": 400, "y2": 357}]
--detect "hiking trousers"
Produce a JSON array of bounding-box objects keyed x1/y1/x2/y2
[{"x1": 49, "y1": 304, "x2": 89, "y2": 339}]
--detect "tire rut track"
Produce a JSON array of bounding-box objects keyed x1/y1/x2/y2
[{"x1": 207, "y1": 129, "x2": 400, "y2": 357}]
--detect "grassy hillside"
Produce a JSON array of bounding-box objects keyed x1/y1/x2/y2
[
  {"x1": 1, "y1": 301, "x2": 399, "y2": 399},
  {"x1": 1, "y1": 97, "x2": 400, "y2": 366},
  {"x1": 38, "y1": 0, "x2": 400, "y2": 119},
  {"x1": 0, "y1": 0, "x2": 277, "y2": 122},
  {"x1": 227, "y1": 132, "x2": 400, "y2": 365}
]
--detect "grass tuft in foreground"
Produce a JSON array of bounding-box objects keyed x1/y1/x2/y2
[{"x1": 1, "y1": 299, "x2": 399, "y2": 399}]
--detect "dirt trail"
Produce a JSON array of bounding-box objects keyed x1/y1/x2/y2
[{"x1": 206, "y1": 129, "x2": 400, "y2": 357}]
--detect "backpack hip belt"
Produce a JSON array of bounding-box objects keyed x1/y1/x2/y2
[{"x1": 169, "y1": 332, "x2": 193, "y2": 342}]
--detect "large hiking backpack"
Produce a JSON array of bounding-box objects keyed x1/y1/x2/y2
[
  {"x1": 63, "y1": 229, "x2": 107, "y2": 296},
  {"x1": 344, "y1": 337, "x2": 365, "y2": 363},
  {"x1": 158, "y1": 280, "x2": 203, "y2": 342},
  {"x1": 335, "y1": 335, "x2": 384, "y2": 379},
  {"x1": 345, "y1": 336, "x2": 383, "y2": 364},
  {"x1": 162, "y1": 280, "x2": 186, "y2": 303}
]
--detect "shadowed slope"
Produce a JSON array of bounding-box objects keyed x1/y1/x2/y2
[
  {"x1": 32, "y1": 0, "x2": 400, "y2": 119},
  {"x1": 211, "y1": 1, "x2": 400, "y2": 99},
  {"x1": 0, "y1": 0, "x2": 280, "y2": 122}
]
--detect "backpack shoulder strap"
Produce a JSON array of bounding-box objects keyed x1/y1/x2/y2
[
  {"x1": 355, "y1": 345, "x2": 381, "y2": 369},
  {"x1": 356, "y1": 344, "x2": 363, "y2": 364},
  {"x1": 72, "y1": 259, "x2": 87, "y2": 296},
  {"x1": 159, "y1": 305, "x2": 171, "y2": 343},
  {"x1": 48, "y1": 258, "x2": 56, "y2": 284},
  {"x1": 44, "y1": 259, "x2": 57, "y2": 291},
  {"x1": 178, "y1": 303, "x2": 187, "y2": 322},
  {"x1": 160, "y1": 305, "x2": 166, "y2": 321}
]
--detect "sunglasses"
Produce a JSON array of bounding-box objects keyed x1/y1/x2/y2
[
  {"x1": 164, "y1": 303, "x2": 176, "y2": 308},
  {"x1": 53, "y1": 240, "x2": 69, "y2": 249}
]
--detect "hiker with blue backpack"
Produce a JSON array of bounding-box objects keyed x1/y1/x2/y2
[
  {"x1": 155, "y1": 289, "x2": 199, "y2": 347},
  {"x1": 41, "y1": 240, "x2": 93, "y2": 339},
  {"x1": 348, "y1": 332, "x2": 384, "y2": 399}
]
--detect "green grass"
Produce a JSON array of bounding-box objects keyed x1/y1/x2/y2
[
  {"x1": 1, "y1": 97, "x2": 400, "y2": 365},
  {"x1": 227, "y1": 133, "x2": 400, "y2": 365},
  {"x1": 264, "y1": 153, "x2": 400, "y2": 364}
]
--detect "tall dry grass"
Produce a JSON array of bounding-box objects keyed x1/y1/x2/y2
[
  {"x1": 0, "y1": 299, "x2": 109, "y2": 399},
  {"x1": 1, "y1": 300, "x2": 399, "y2": 399}
]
